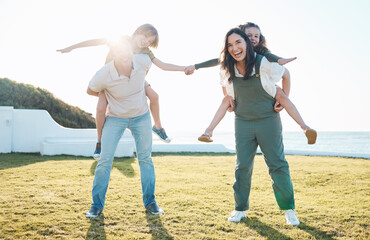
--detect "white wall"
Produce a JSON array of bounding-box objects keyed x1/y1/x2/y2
[
  {"x1": 0, "y1": 106, "x2": 234, "y2": 156},
  {"x1": 0, "y1": 106, "x2": 134, "y2": 157},
  {"x1": 0, "y1": 106, "x2": 13, "y2": 153}
]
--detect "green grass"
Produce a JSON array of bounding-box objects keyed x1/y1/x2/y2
[{"x1": 0, "y1": 153, "x2": 368, "y2": 240}]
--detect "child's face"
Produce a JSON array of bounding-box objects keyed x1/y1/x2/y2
[
  {"x1": 133, "y1": 34, "x2": 156, "y2": 49},
  {"x1": 227, "y1": 33, "x2": 247, "y2": 62},
  {"x1": 244, "y1": 27, "x2": 260, "y2": 47}
]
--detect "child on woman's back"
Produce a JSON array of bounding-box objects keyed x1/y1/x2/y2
[{"x1": 185, "y1": 22, "x2": 317, "y2": 144}]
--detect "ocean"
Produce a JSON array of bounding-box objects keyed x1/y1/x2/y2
[{"x1": 164, "y1": 131, "x2": 370, "y2": 159}]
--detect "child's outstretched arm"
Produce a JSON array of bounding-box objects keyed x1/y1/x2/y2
[
  {"x1": 57, "y1": 38, "x2": 108, "y2": 53},
  {"x1": 185, "y1": 58, "x2": 219, "y2": 75},
  {"x1": 263, "y1": 51, "x2": 296, "y2": 66},
  {"x1": 278, "y1": 57, "x2": 297, "y2": 65},
  {"x1": 152, "y1": 58, "x2": 186, "y2": 71}
]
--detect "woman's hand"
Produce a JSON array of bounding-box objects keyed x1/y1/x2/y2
[
  {"x1": 274, "y1": 101, "x2": 284, "y2": 112},
  {"x1": 224, "y1": 95, "x2": 235, "y2": 112}
]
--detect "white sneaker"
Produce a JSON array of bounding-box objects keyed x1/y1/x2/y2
[
  {"x1": 93, "y1": 153, "x2": 100, "y2": 161},
  {"x1": 227, "y1": 210, "x2": 246, "y2": 222},
  {"x1": 285, "y1": 209, "x2": 300, "y2": 226}
]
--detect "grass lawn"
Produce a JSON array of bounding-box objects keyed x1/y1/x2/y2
[{"x1": 0, "y1": 153, "x2": 368, "y2": 239}]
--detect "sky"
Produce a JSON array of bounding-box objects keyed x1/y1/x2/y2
[{"x1": 0, "y1": 0, "x2": 369, "y2": 134}]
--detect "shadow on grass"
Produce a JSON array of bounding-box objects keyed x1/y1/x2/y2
[
  {"x1": 86, "y1": 213, "x2": 106, "y2": 240},
  {"x1": 243, "y1": 217, "x2": 292, "y2": 240},
  {"x1": 0, "y1": 153, "x2": 91, "y2": 170},
  {"x1": 145, "y1": 212, "x2": 173, "y2": 240},
  {"x1": 152, "y1": 152, "x2": 236, "y2": 157},
  {"x1": 0, "y1": 152, "x2": 235, "y2": 171},
  {"x1": 298, "y1": 222, "x2": 335, "y2": 240},
  {"x1": 90, "y1": 157, "x2": 136, "y2": 177}
]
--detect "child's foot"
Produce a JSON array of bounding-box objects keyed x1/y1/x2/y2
[
  {"x1": 198, "y1": 132, "x2": 213, "y2": 143},
  {"x1": 305, "y1": 128, "x2": 317, "y2": 144},
  {"x1": 152, "y1": 126, "x2": 171, "y2": 143},
  {"x1": 93, "y1": 142, "x2": 101, "y2": 160}
]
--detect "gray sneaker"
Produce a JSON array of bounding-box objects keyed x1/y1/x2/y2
[{"x1": 145, "y1": 202, "x2": 164, "y2": 215}]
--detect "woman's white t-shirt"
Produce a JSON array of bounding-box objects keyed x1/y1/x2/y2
[{"x1": 220, "y1": 56, "x2": 285, "y2": 98}]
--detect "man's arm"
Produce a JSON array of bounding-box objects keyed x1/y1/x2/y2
[{"x1": 87, "y1": 87, "x2": 99, "y2": 97}]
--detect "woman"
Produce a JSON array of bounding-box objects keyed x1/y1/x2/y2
[
  {"x1": 186, "y1": 22, "x2": 316, "y2": 145},
  {"x1": 220, "y1": 28, "x2": 299, "y2": 226}
]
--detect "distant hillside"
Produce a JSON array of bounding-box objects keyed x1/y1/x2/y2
[{"x1": 0, "y1": 78, "x2": 96, "y2": 128}]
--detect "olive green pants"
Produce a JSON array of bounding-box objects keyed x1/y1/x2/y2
[{"x1": 233, "y1": 114, "x2": 295, "y2": 211}]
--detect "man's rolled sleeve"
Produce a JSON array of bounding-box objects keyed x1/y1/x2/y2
[{"x1": 88, "y1": 66, "x2": 108, "y2": 93}]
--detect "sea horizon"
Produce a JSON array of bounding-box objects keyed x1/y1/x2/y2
[{"x1": 153, "y1": 131, "x2": 370, "y2": 159}]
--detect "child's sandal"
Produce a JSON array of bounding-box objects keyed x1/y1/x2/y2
[
  {"x1": 198, "y1": 132, "x2": 213, "y2": 143},
  {"x1": 305, "y1": 129, "x2": 317, "y2": 144}
]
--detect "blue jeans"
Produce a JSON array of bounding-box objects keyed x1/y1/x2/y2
[{"x1": 91, "y1": 111, "x2": 156, "y2": 210}]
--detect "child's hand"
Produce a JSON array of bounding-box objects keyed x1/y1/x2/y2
[
  {"x1": 277, "y1": 57, "x2": 297, "y2": 65},
  {"x1": 184, "y1": 65, "x2": 195, "y2": 75},
  {"x1": 274, "y1": 101, "x2": 284, "y2": 112},
  {"x1": 56, "y1": 47, "x2": 72, "y2": 53}
]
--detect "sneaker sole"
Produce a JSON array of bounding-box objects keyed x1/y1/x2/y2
[
  {"x1": 147, "y1": 210, "x2": 165, "y2": 215},
  {"x1": 228, "y1": 216, "x2": 245, "y2": 222},
  {"x1": 198, "y1": 136, "x2": 213, "y2": 143},
  {"x1": 152, "y1": 131, "x2": 172, "y2": 143},
  {"x1": 286, "y1": 220, "x2": 300, "y2": 226}
]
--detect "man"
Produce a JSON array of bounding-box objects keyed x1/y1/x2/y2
[{"x1": 85, "y1": 37, "x2": 164, "y2": 218}]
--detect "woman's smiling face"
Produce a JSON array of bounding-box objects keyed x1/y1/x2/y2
[{"x1": 227, "y1": 33, "x2": 247, "y2": 62}]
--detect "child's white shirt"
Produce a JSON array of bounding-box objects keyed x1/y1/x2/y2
[{"x1": 220, "y1": 56, "x2": 285, "y2": 98}]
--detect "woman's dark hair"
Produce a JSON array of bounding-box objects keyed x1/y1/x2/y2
[
  {"x1": 239, "y1": 22, "x2": 269, "y2": 54},
  {"x1": 132, "y1": 23, "x2": 159, "y2": 48},
  {"x1": 220, "y1": 28, "x2": 255, "y2": 81}
]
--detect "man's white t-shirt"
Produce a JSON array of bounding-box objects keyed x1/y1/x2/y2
[{"x1": 89, "y1": 54, "x2": 152, "y2": 118}]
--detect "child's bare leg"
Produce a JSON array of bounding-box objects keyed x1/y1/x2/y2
[
  {"x1": 146, "y1": 85, "x2": 171, "y2": 142},
  {"x1": 145, "y1": 85, "x2": 162, "y2": 129},
  {"x1": 204, "y1": 96, "x2": 231, "y2": 136},
  {"x1": 275, "y1": 87, "x2": 309, "y2": 131},
  {"x1": 199, "y1": 96, "x2": 233, "y2": 143},
  {"x1": 96, "y1": 91, "x2": 108, "y2": 143},
  {"x1": 275, "y1": 87, "x2": 317, "y2": 144}
]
